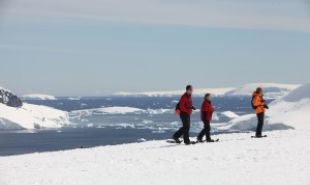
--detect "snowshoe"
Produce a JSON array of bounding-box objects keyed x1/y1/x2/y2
[
  {"x1": 166, "y1": 139, "x2": 183, "y2": 144},
  {"x1": 251, "y1": 135, "x2": 267, "y2": 138}
]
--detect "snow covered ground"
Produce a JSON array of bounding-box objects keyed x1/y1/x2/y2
[
  {"x1": 21, "y1": 94, "x2": 57, "y2": 100},
  {"x1": 0, "y1": 129, "x2": 309, "y2": 185}
]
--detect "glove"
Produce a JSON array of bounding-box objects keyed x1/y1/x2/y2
[
  {"x1": 192, "y1": 106, "x2": 197, "y2": 110},
  {"x1": 264, "y1": 105, "x2": 269, "y2": 109}
]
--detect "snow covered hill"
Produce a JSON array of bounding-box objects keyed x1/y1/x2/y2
[
  {"x1": 0, "y1": 103, "x2": 69, "y2": 129},
  {"x1": 220, "y1": 83, "x2": 310, "y2": 131},
  {"x1": 224, "y1": 83, "x2": 299, "y2": 99},
  {"x1": 0, "y1": 130, "x2": 309, "y2": 185},
  {"x1": 21, "y1": 94, "x2": 57, "y2": 100},
  {"x1": 0, "y1": 86, "x2": 68, "y2": 129}
]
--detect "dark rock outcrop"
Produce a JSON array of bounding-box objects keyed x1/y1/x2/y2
[{"x1": 0, "y1": 88, "x2": 23, "y2": 107}]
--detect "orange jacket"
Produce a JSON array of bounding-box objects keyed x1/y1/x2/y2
[{"x1": 253, "y1": 92, "x2": 265, "y2": 114}]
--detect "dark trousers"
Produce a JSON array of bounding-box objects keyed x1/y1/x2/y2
[
  {"x1": 197, "y1": 120, "x2": 211, "y2": 141},
  {"x1": 173, "y1": 112, "x2": 190, "y2": 143},
  {"x1": 256, "y1": 113, "x2": 265, "y2": 136}
]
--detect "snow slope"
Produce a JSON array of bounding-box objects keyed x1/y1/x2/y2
[
  {"x1": 0, "y1": 130, "x2": 309, "y2": 185},
  {"x1": 224, "y1": 83, "x2": 299, "y2": 99},
  {"x1": 220, "y1": 83, "x2": 310, "y2": 131},
  {"x1": 115, "y1": 87, "x2": 234, "y2": 97},
  {"x1": 21, "y1": 94, "x2": 57, "y2": 100},
  {"x1": 220, "y1": 111, "x2": 239, "y2": 119},
  {"x1": 0, "y1": 103, "x2": 69, "y2": 129}
]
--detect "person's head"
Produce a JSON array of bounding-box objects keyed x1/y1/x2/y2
[
  {"x1": 255, "y1": 87, "x2": 263, "y2": 95},
  {"x1": 186, "y1": 85, "x2": 193, "y2": 95},
  {"x1": 204, "y1": 93, "x2": 211, "y2": 101}
]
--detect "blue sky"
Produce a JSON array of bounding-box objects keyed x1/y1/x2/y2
[{"x1": 0, "y1": 0, "x2": 310, "y2": 96}]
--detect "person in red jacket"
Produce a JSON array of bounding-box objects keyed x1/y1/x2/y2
[
  {"x1": 197, "y1": 93, "x2": 215, "y2": 142},
  {"x1": 173, "y1": 85, "x2": 196, "y2": 145}
]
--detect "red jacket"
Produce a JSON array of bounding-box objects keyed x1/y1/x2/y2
[
  {"x1": 201, "y1": 100, "x2": 214, "y2": 122},
  {"x1": 179, "y1": 93, "x2": 193, "y2": 115}
]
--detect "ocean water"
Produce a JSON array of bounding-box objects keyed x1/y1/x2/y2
[{"x1": 0, "y1": 96, "x2": 271, "y2": 156}]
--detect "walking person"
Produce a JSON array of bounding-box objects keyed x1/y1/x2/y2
[
  {"x1": 173, "y1": 85, "x2": 196, "y2": 145},
  {"x1": 197, "y1": 93, "x2": 216, "y2": 142},
  {"x1": 252, "y1": 87, "x2": 269, "y2": 137}
]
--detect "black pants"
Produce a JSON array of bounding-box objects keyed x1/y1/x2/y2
[
  {"x1": 256, "y1": 113, "x2": 265, "y2": 136},
  {"x1": 197, "y1": 120, "x2": 211, "y2": 141},
  {"x1": 173, "y1": 112, "x2": 190, "y2": 143}
]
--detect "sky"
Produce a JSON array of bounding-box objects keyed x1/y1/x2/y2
[{"x1": 0, "y1": 0, "x2": 310, "y2": 96}]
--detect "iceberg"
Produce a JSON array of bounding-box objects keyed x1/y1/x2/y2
[{"x1": 21, "y1": 94, "x2": 57, "y2": 100}]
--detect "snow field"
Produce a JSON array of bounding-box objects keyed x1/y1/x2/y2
[{"x1": 0, "y1": 129, "x2": 309, "y2": 185}]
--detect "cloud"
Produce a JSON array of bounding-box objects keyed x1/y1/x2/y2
[{"x1": 2, "y1": 0, "x2": 310, "y2": 32}]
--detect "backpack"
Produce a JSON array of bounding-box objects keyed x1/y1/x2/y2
[
  {"x1": 251, "y1": 95, "x2": 256, "y2": 110},
  {"x1": 175, "y1": 102, "x2": 181, "y2": 115}
]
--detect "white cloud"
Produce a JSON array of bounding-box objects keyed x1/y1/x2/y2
[{"x1": 2, "y1": 0, "x2": 310, "y2": 32}]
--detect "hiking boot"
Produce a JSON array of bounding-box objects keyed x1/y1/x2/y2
[
  {"x1": 197, "y1": 138, "x2": 204, "y2": 143},
  {"x1": 173, "y1": 137, "x2": 182, "y2": 144}
]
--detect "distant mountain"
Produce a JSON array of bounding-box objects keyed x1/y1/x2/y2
[
  {"x1": 115, "y1": 83, "x2": 299, "y2": 99},
  {"x1": 115, "y1": 88, "x2": 234, "y2": 97},
  {"x1": 21, "y1": 94, "x2": 57, "y2": 100},
  {"x1": 224, "y1": 83, "x2": 300, "y2": 99}
]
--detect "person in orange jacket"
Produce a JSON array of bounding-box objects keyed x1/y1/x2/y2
[{"x1": 252, "y1": 87, "x2": 269, "y2": 137}]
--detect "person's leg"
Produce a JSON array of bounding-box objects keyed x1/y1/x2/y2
[
  {"x1": 181, "y1": 112, "x2": 191, "y2": 144},
  {"x1": 173, "y1": 126, "x2": 184, "y2": 140},
  {"x1": 256, "y1": 113, "x2": 264, "y2": 136},
  {"x1": 205, "y1": 121, "x2": 211, "y2": 141},
  {"x1": 173, "y1": 112, "x2": 187, "y2": 141},
  {"x1": 197, "y1": 124, "x2": 206, "y2": 141}
]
